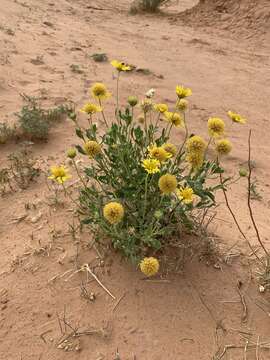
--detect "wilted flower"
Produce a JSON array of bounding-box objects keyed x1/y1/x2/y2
[
  {"x1": 162, "y1": 143, "x2": 177, "y2": 157},
  {"x1": 164, "y1": 111, "x2": 184, "y2": 127},
  {"x1": 176, "y1": 99, "x2": 188, "y2": 111},
  {"x1": 84, "y1": 140, "x2": 102, "y2": 158},
  {"x1": 145, "y1": 88, "x2": 155, "y2": 98},
  {"x1": 141, "y1": 99, "x2": 153, "y2": 113}
]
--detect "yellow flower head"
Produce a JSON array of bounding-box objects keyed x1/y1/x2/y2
[
  {"x1": 48, "y1": 166, "x2": 71, "y2": 184},
  {"x1": 103, "y1": 202, "x2": 124, "y2": 225},
  {"x1": 162, "y1": 143, "x2": 177, "y2": 157},
  {"x1": 176, "y1": 85, "x2": 192, "y2": 99},
  {"x1": 158, "y1": 173, "x2": 177, "y2": 194},
  {"x1": 140, "y1": 257, "x2": 159, "y2": 277},
  {"x1": 111, "y1": 60, "x2": 131, "y2": 72},
  {"x1": 154, "y1": 103, "x2": 168, "y2": 113},
  {"x1": 164, "y1": 111, "x2": 184, "y2": 127},
  {"x1": 186, "y1": 151, "x2": 204, "y2": 170},
  {"x1": 176, "y1": 187, "x2": 194, "y2": 204},
  {"x1": 90, "y1": 83, "x2": 111, "y2": 100},
  {"x1": 80, "y1": 103, "x2": 102, "y2": 115},
  {"x1": 148, "y1": 144, "x2": 171, "y2": 162},
  {"x1": 227, "y1": 111, "x2": 246, "y2": 124},
  {"x1": 84, "y1": 140, "x2": 102, "y2": 158},
  {"x1": 216, "y1": 139, "x2": 232, "y2": 156},
  {"x1": 176, "y1": 99, "x2": 189, "y2": 111},
  {"x1": 208, "y1": 117, "x2": 225, "y2": 137},
  {"x1": 142, "y1": 158, "x2": 160, "y2": 174},
  {"x1": 186, "y1": 135, "x2": 207, "y2": 153}
]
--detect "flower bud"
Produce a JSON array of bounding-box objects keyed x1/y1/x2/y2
[
  {"x1": 67, "y1": 148, "x2": 77, "y2": 159},
  {"x1": 128, "y1": 96, "x2": 138, "y2": 107}
]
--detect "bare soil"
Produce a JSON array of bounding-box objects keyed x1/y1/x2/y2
[{"x1": 0, "y1": 0, "x2": 270, "y2": 359}]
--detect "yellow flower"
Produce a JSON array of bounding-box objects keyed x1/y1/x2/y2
[
  {"x1": 216, "y1": 139, "x2": 232, "y2": 155},
  {"x1": 186, "y1": 135, "x2": 207, "y2": 153},
  {"x1": 142, "y1": 158, "x2": 160, "y2": 174},
  {"x1": 111, "y1": 60, "x2": 131, "y2": 72},
  {"x1": 154, "y1": 103, "x2": 168, "y2": 113},
  {"x1": 140, "y1": 257, "x2": 159, "y2": 277},
  {"x1": 103, "y1": 202, "x2": 124, "y2": 224},
  {"x1": 227, "y1": 111, "x2": 246, "y2": 124},
  {"x1": 176, "y1": 99, "x2": 188, "y2": 111},
  {"x1": 158, "y1": 173, "x2": 177, "y2": 194},
  {"x1": 90, "y1": 83, "x2": 111, "y2": 100},
  {"x1": 80, "y1": 103, "x2": 102, "y2": 115},
  {"x1": 164, "y1": 111, "x2": 184, "y2": 127},
  {"x1": 176, "y1": 187, "x2": 194, "y2": 204},
  {"x1": 48, "y1": 166, "x2": 71, "y2": 184},
  {"x1": 162, "y1": 143, "x2": 177, "y2": 157},
  {"x1": 84, "y1": 140, "x2": 102, "y2": 158},
  {"x1": 208, "y1": 117, "x2": 225, "y2": 137},
  {"x1": 176, "y1": 85, "x2": 192, "y2": 99},
  {"x1": 148, "y1": 144, "x2": 171, "y2": 162},
  {"x1": 186, "y1": 151, "x2": 204, "y2": 170}
]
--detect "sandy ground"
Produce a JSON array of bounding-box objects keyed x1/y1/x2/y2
[{"x1": 1, "y1": 0, "x2": 270, "y2": 359}]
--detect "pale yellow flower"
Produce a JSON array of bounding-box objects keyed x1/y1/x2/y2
[
  {"x1": 216, "y1": 139, "x2": 232, "y2": 155},
  {"x1": 90, "y1": 83, "x2": 111, "y2": 100},
  {"x1": 103, "y1": 202, "x2": 124, "y2": 224},
  {"x1": 158, "y1": 174, "x2": 177, "y2": 194},
  {"x1": 140, "y1": 257, "x2": 159, "y2": 276},
  {"x1": 208, "y1": 117, "x2": 225, "y2": 137}
]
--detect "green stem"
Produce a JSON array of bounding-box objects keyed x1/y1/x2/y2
[
  {"x1": 142, "y1": 174, "x2": 149, "y2": 223},
  {"x1": 116, "y1": 72, "x2": 120, "y2": 123},
  {"x1": 61, "y1": 183, "x2": 79, "y2": 207},
  {"x1": 98, "y1": 98, "x2": 108, "y2": 127}
]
